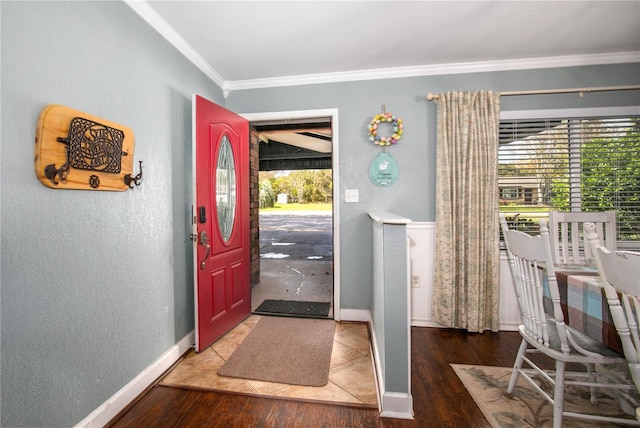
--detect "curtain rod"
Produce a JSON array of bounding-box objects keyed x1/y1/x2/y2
[{"x1": 425, "y1": 85, "x2": 640, "y2": 101}]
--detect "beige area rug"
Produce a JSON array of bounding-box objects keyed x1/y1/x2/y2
[
  {"x1": 452, "y1": 364, "x2": 636, "y2": 427},
  {"x1": 217, "y1": 316, "x2": 335, "y2": 386}
]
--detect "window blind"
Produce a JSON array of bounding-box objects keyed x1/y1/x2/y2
[{"x1": 498, "y1": 115, "x2": 640, "y2": 247}]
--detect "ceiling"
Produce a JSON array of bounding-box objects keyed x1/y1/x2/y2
[
  {"x1": 136, "y1": 1, "x2": 639, "y2": 87},
  {"x1": 129, "y1": 1, "x2": 640, "y2": 166},
  {"x1": 253, "y1": 117, "x2": 333, "y2": 171}
]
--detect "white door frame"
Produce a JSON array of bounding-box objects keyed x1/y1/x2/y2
[{"x1": 240, "y1": 109, "x2": 341, "y2": 321}]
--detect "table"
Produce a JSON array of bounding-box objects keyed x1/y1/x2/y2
[{"x1": 544, "y1": 266, "x2": 622, "y2": 355}]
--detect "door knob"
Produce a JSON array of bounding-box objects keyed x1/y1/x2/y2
[{"x1": 199, "y1": 230, "x2": 210, "y2": 270}]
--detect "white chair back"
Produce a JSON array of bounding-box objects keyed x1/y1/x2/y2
[
  {"x1": 549, "y1": 210, "x2": 617, "y2": 266},
  {"x1": 500, "y1": 214, "x2": 571, "y2": 354},
  {"x1": 500, "y1": 215, "x2": 637, "y2": 426},
  {"x1": 585, "y1": 222, "x2": 640, "y2": 389}
]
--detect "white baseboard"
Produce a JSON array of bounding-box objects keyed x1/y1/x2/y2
[
  {"x1": 498, "y1": 322, "x2": 521, "y2": 331},
  {"x1": 76, "y1": 331, "x2": 195, "y2": 428},
  {"x1": 411, "y1": 318, "x2": 445, "y2": 328},
  {"x1": 78, "y1": 310, "x2": 443, "y2": 426},
  {"x1": 368, "y1": 313, "x2": 384, "y2": 398},
  {"x1": 380, "y1": 392, "x2": 414, "y2": 419},
  {"x1": 363, "y1": 310, "x2": 414, "y2": 419},
  {"x1": 411, "y1": 317, "x2": 521, "y2": 332},
  {"x1": 339, "y1": 308, "x2": 371, "y2": 323}
]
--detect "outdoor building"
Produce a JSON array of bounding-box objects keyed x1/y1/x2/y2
[{"x1": 499, "y1": 176, "x2": 542, "y2": 205}]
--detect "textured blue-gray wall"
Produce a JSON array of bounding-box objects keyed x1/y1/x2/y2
[
  {"x1": 371, "y1": 221, "x2": 386, "y2": 381},
  {"x1": 382, "y1": 223, "x2": 410, "y2": 393},
  {"x1": 2, "y1": 1, "x2": 639, "y2": 426},
  {"x1": 1, "y1": 2, "x2": 222, "y2": 426},
  {"x1": 226, "y1": 64, "x2": 640, "y2": 311}
]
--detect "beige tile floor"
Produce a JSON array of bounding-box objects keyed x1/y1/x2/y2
[{"x1": 159, "y1": 315, "x2": 378, "y2": 408}]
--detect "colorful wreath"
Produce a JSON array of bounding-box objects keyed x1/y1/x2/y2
[{"x1": 368, "y1": 112, "x2": 403, "y2": 146}]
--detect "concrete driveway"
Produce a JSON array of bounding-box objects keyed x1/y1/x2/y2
[
  {"x1": 252, "y1": 211, "x2": 334, "y2": 315},
  {"x1": 259, "y1": 212, "x2": 333, "y2": 261}
]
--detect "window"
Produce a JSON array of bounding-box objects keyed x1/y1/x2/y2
[
  {"x1": 500, "y1": 187, "x2": 519, "y2": 201},
  {"x1": 499, "y1": 109, "x2": 640, "y2": 248}
]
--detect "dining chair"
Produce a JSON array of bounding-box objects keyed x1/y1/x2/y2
[
  {"x1": 499, "y1": 214, "x2": 637, "y2": 427},
  {"x1": 585, "y1": 222, "x2": 640, "y2": 420},
  {"x1": 548, "y1": 210, "x2": 617, "y2": 266}
]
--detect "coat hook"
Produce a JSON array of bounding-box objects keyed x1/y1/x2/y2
[{"x1": 124, "y1": 160, "x2": 143, "y2": 189}]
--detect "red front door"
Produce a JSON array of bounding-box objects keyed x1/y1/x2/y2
[{"x1": 193, "y1": 94, "x2": 250, "y2": 352}]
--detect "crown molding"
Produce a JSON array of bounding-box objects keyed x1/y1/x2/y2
[
  {"x1": 124, "y1": 0, "x2": 228, "y2": 92},
  {"x1": 124, "y1": 1, "x2": 639, "y2": 97},
  {"x1": 228, "y1": 51, "x2": 640, "y2": 92}
]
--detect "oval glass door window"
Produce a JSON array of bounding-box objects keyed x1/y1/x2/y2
[
  {"x1": 216, "y1": 135, "x2": 236, "y2": 243},
  {"x1": 369, "y1": 152, "x2": 399, "y2": 187}
]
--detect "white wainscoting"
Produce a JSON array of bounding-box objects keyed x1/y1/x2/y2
[{"x1": 407, "y1": 222, "x2": 520, "y2": 331}]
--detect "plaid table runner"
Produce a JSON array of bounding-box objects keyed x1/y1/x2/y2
[{"x1": 544, "y1": 268, "x2": 622, "y2": 355}]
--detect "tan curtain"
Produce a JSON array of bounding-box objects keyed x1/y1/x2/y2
[{"x1": 432, "y1": 90, "x2": 501, "y2": 332}]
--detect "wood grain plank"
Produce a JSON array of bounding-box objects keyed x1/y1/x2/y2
[{"x1": 108, "y1": 328, "x2": 529, "y2": 427}]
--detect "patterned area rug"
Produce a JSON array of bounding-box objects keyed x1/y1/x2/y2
[{"x1": 452, "y1": 364, "x2": 636, "y2": 427}]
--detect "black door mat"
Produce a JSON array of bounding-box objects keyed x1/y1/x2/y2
[{"x1": 253, "y1": 300, "x2": 331, "y2": 318}]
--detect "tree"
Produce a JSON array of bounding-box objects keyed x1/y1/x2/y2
[
  {"x1": 312, "y1": 170, "x2": 332, "y2": 202},
  {"x1": 499, "y1": 122, "x2": 569, "y2": 207},
  {"x1": 269, "y1": 170, "x2": 333, "y2": 204},
  {"x1": 499, "y1": 116, "x2": 639, "y2": 241},
  {"x1": 524, "y1": 123, "x2": 570, "y2": 207},
  {"x1": 259, "y1": 179, "x2": 276, "y2": 208},
  {"x1": 580, "y1": 118, "x2": 640, "y2": 240}
]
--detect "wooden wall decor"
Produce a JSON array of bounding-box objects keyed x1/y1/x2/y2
[{"x1": 34, "y1": 104, "x2": 142, "y2": 191}]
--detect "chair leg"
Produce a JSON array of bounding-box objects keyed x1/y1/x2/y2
[
  {"x1": 508, "y1": 339, "x2": 527, "y2": 393},
  {"x1": 553, "y1": 360, "x2": 566, "y2": 428},
  {"x1": 587, "y1": 363, "x2": 597, "y2": 404}
]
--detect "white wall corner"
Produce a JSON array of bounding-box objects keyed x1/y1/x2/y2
[
  {"x1": 75, "y1": 331, "x2": 195, "y2": 428},
  {"x1": 380, "y1": 392, "x2": 414, "y2": 420}
]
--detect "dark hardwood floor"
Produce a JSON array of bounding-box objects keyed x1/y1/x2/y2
[{"x1": 107, "y1": 327, "x2": 525, "y2": 428}]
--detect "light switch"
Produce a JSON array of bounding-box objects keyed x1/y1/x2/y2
[{"x1": 345, "y1": 189, "x2": 359, "y2": 202}]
